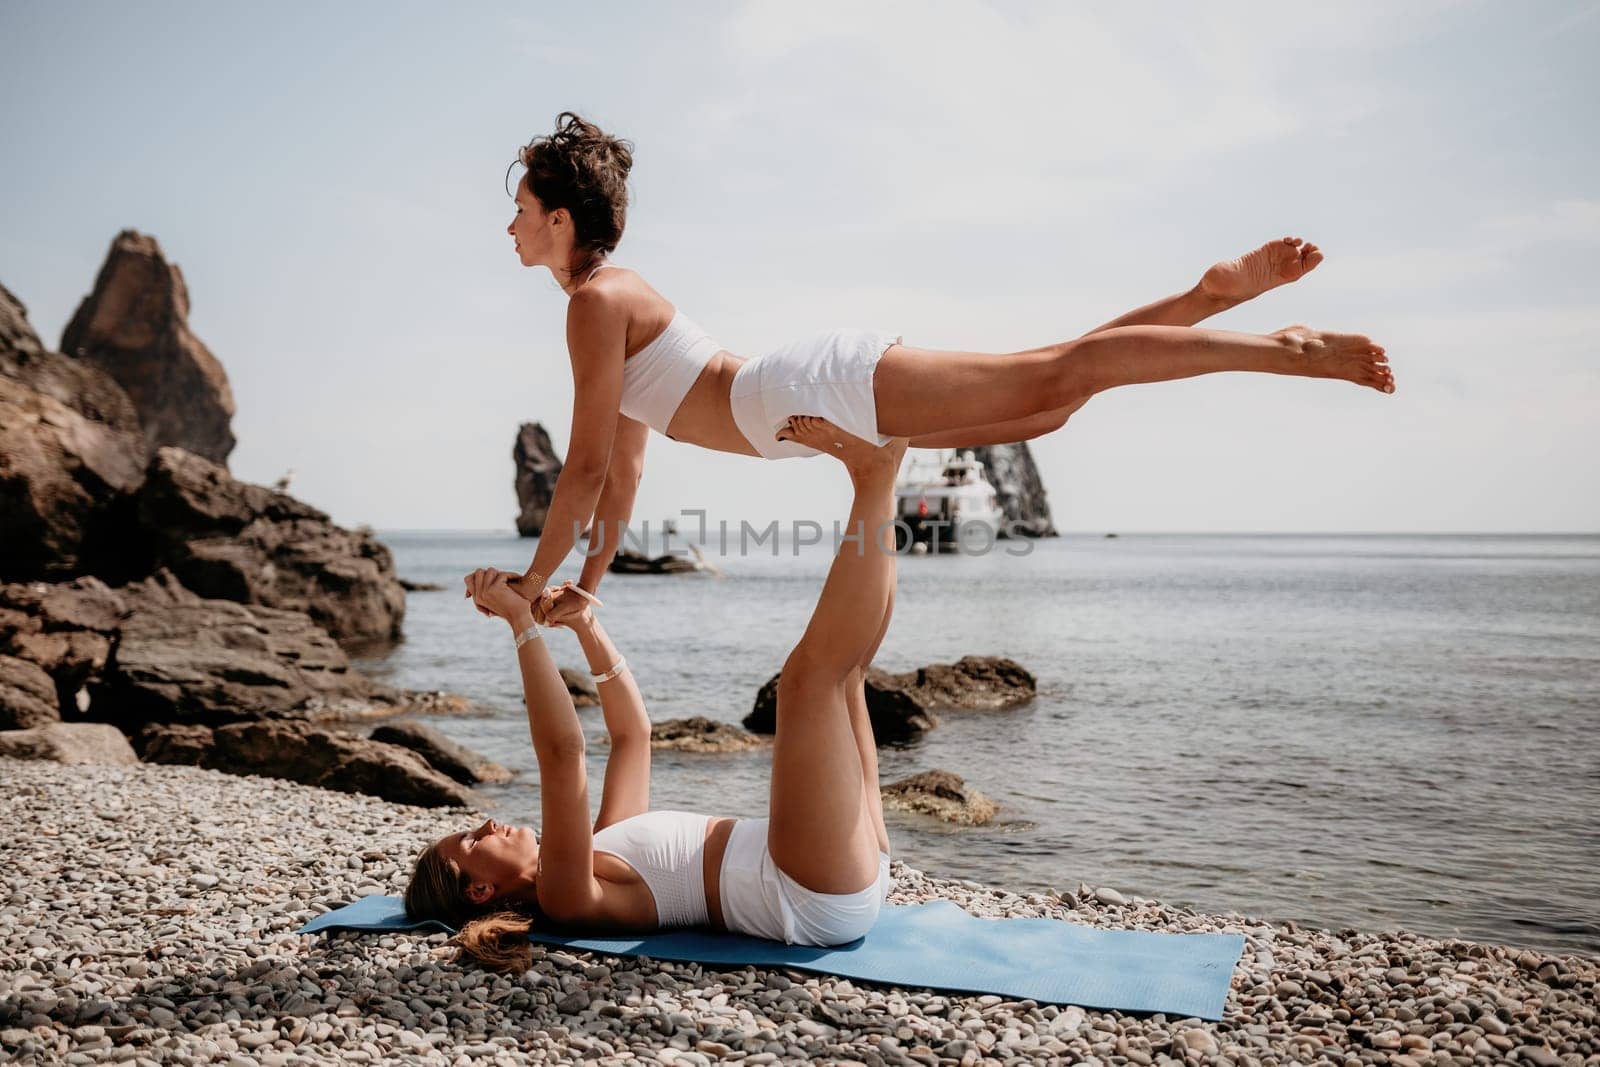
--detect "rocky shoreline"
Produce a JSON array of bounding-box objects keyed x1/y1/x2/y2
[{"x1": 3, "y1": 758, "x2": 1594, "y2": 1066}]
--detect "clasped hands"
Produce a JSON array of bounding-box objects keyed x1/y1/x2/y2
[{"x1": 462, "y1": 569, "x2": 602, "y2": 629}]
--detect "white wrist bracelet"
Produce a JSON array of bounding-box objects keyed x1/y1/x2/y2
[
  {"x1": 591, "y1": 656, "x2": 627, "y2": 683},
  {"x1": 514, "y1": 624, "x2": 543, "y2": 650}
]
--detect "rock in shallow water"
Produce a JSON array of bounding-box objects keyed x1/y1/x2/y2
[
  {"x1": 881, "y1": 768, "x2": 999, "y2": 826},
  {"x1": 645, "y1": 716, "x2": 765, "y2": 753}
]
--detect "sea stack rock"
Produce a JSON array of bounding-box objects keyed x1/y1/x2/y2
[
  {"x1": 514, "y1": 422, "x2": 563, "y2": 536},
  {"x1": 1, "y1": 281, "x2": 150, "y2": 581},
  {"x1": 971, "y1": 443, "x2": 1057, "y2": 537},
  {"x1": 59, "y1": 230, "x2": 237, "y2": 466}
]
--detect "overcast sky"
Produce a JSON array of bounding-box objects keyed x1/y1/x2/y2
[{"x1": 3, "y1": 1, "x2": 1596, "y2": 534}]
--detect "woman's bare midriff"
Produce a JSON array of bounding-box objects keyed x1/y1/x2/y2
[
  {"x1": 590, "y1": 816, "x2": 736, "y2": 932},
  {"x1": 592, "y1": 270, "x2": 762, "y2": 458},
  {"x1": 663, "y1": 355, "x2": 761, "y2": 456}
]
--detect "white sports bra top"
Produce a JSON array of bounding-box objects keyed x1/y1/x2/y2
[
  {"x1": 590, "y1": 809, "x2": 712, "y2": 928},
  {"x1": 587, "y1": 262, "x2": 722, "y2": 435}
]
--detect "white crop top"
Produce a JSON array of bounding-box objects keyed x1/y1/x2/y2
[
  {"x1": 586, "y1": 263, "x2": 722, "y2": 435},
  {"x1": 590, "y1": 809, "x2": 712, "y2": 928}
]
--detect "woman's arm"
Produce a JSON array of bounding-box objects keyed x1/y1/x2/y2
[
  {"x1": 575, "y1": 414, "x2": 651, "y2": 595},
  {"x1": 518, "y1": 288, "x2": 629, "y2": 598},
  {"x1": 562, "y1": 606, "x2": 651, "y2": 831},
  {"x1": 489, "y1": 586, "x2": 603, "y2": 920}
]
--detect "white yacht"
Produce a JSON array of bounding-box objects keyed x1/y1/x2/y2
[{"x1": 893, "y1": 450, "x2": 1004, "y2": 553}]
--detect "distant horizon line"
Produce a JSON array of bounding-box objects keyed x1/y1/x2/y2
[{"x1": 366, "y1": 528, "x2": 1600, "y2": 537}]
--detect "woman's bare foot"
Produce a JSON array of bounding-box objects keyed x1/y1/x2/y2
[
  {"x1": 776, "y1": 416, "x2": 909, "y2": 481},
  {"x1": 1201, "y1": 236, "x2": 1323, "y2": 303},
  {"x1": 1272, "y1": 325, "x2": 1396, "y2": 394}
]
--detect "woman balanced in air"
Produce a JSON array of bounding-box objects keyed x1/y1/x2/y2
[
  {"x1": 501, "y1": 111, "x2": 1393, "y2": 602},
  {"x1": 410, "y1": 418, "x2": 910, "y2": 971}
]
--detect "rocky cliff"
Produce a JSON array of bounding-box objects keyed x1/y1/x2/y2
[
  {"x1": 514, "y1": 421, "x2": 563, "y2": 536},
  {"x1": 972, "y1": 442, "x2": 1057, "y2": 537},
  {"x1": 60, "y1": 229, "x2": 237, "y2": 466}
]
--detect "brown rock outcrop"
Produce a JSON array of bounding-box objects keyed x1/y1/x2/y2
[
  {"x1": 742, "y1": 656, "x2": 1033, "y2": 744},
  {"x1": 0, "y1": 576, "x2": 124, "y2": 711},
  {"x1": 743, "y1": 669, "x2": 939, "y2": 745},
  {"x1": 608, "y1": 549, "x2": 702, "y2": 575},
  {"x1": 133, "y1": 447, "x2": 406, "y2": 648},
  {"x1": 0, "y1": 654, "x2": 61, "y2": 730},
  {"x1": 369, "y1": 721, "x2": 512, "y2": 785},
  {"x1": 0, "y1": 722, "x2": 138, "y2": 765},
  {"x1": 134, "y1": 720, "x2": 474, "y2": 807},
  {"x1": 1, "y1": 573, "x2": 444, "y2": 735},
  {"x1": 560, "y1": 667, "x2": 599, "y2": 708},
  {"x1": 646, "y1": 716, "x2": 765, "y2": 753},
  {"x1": 59, "y1": 230, "x2": 237, "y2": 465},
  {"x1": 514, "y1": 422, "x2": 563, "y2": 536},
  {"x1": 881, "y1": 768, "x2": 999, "y2": 826},
  {"x1": 879, "y1": 655, "x2": 1037, "y2": 711},
  {"x1": 1, "y1": 283, "x2": 149, "y2": 581}
]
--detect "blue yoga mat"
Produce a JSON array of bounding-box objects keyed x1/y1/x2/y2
[{"x1": 299, "y1": 895, "x2": 1243, "y2": 1020}]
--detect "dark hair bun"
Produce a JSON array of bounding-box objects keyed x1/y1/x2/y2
[{"x1": 513, "y1": 112, "x2": 634, "y2": 280}]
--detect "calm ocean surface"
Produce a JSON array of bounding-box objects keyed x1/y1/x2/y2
[{"x1": 354, "y1": 532, "x2": 1600, "y2": 957}]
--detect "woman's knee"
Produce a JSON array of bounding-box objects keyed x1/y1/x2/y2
[
  {"x1": 778, "y1": 651, "x2": 848, "y2": 708},
  {"x1": 1045, "y1": 339, "x2": 1099, "y2": 407},
  {"x1": 782, "y1": 643, "x2": 854, "y2": 691}
]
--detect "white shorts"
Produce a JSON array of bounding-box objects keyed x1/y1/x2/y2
[
  {"x1": 718, "y1": 817, "x2": 892, "y2": 946},
  {"x1": 729, "y1": 328, "x2": 905, "y2": 460}
]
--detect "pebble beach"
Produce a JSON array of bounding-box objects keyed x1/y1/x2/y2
[{"x1": 3, "y1": 757, "x2": 1595, "y2": 1066}]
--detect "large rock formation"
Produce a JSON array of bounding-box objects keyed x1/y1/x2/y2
[
  {"x1": 59, "y1": 230, "x2": 237, "y2": 466},
  {"x1": 131, "y1": 447, "x2": 406, "y2": 648},
  {"x1": 0, "y1": 573, "x2": 435, "y2": 733},
  {"x1": 1, "y1": 243, "x2": 484, "y2": 808},
  {"x1": 2, "y1": 276, "x2": 401, "y2": 647},
  {"x1": 1, "y1": 283, "x2": 150, "y2": 581},
  {"x1": 514, "y1": 422, "x2": 563, "y2": 536},
  {"x1": 971, "y1": 443, "x2": 1057, "y2": 537}
]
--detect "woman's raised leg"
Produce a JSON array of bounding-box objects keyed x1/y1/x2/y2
[
  {"x1": 907, "y1": 397, "x2": 1089, "y2": 450},
  {"x1": 874, "y1": 325, "x2": 1394, "y2": 440},
  {"x1": 844, "y1": 585, "x2": 895, "y2": 858},
  {"x1": 765, "y1": 417, "x2": 906, "y2": 894}
]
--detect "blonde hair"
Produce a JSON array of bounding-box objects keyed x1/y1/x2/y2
[{"x1": 404, "y1": 837, "x2": 549, "y2": 975}]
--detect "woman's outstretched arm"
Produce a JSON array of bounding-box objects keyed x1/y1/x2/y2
[
  {"x1": 541, "y1": 586, "x2": 651, "y2": 831},
  {"x1": 574, "y1": 415, "x2": 650, "y2": 596},
  {"x1": 467, "y1": 570, "x2": 601, "y2": 919},
  {"x1": 518, "y1": 288, "x2": 628, "y2": 600}
]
